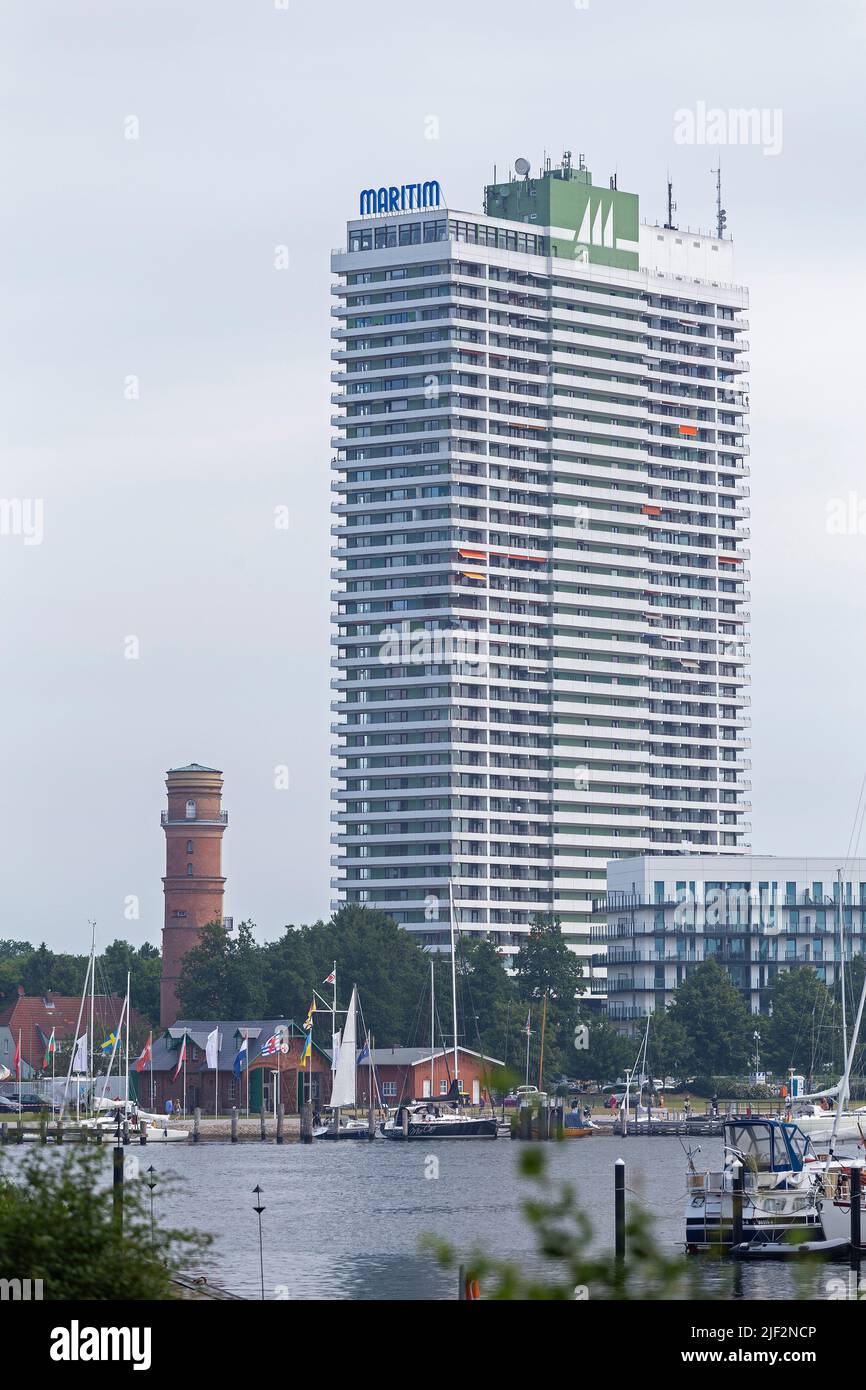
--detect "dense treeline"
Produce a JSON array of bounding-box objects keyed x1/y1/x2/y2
[{"x1": 3, "y1": 917, "x2": 864, "y2": 1086}]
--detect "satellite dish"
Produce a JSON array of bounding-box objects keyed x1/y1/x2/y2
[{"x1": 514, "y1": 157, "x2": 531, "y2": 177}]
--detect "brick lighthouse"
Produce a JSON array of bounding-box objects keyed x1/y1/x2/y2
[{"x1": 159, "y1": 764, "x2": 228, "y2": 1026}]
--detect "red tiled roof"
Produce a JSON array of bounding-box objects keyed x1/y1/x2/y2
[{"x1": 0, "y1": 994, "x2": 145, "y2": 1071}]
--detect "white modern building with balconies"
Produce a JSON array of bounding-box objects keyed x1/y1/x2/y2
[
  {"x1": 597, "y1": 856, "x2": 866, "y2": 1023},
  {"x1": 329, "y1": 155, "x2": 751, "y2": 958}
]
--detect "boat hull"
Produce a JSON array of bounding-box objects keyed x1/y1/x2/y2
[{"x1": 381, "y1": 1118, "x2": 498, "y2": 1140}]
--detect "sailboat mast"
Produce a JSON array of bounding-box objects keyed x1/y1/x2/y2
[
  {"x1": 124, "y1": 970, "x2": 130, "y2": 1112},
  {"x1": 838, "y1": 867, "x2": 848, "y2": 1103},
  {"x1": 61, "y1": 943, "x2": 94, "y2": 1117},
  {"x1": 448, "y1": 880, "x2": 459, "y2": 1086},
  {"x1": 830, "y1": 935, "x2": 866, "y2": 1155},
  {"x1": 430, "y1": 960, "x2": 435, "y2": 1098},
  {"x1": 88, "y1": 921, "x2": 96, "y2": 1110}
]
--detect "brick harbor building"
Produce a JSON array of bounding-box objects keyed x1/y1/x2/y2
[
  {"x1": 135, "y1": 1020, "x2": 501, "y2": 1115},
  {"x1": 0, "y1": 989, "x2": 146, "y2": 1081}
]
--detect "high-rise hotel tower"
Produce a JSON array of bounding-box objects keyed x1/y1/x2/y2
[{"x1": 330, "y1": 155, "x2": 751, "y2": 961}]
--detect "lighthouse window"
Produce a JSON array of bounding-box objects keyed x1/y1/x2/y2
[
  {"x1": 185, "y1": 799, "x2": 196, "y2": 819},
  {"x1": 187, "y1": 863, "x2": 193, "y2": 876},
  {"x1": 186, "y1": 840, "x2": 194, "y2": 853}
]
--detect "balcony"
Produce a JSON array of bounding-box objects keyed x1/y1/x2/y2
[{"x1": 161, "y1": 811, "x2": 228, "y2": 826}]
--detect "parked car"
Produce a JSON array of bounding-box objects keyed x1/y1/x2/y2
[
  {"x1": 18, "y1": 1092, "x2": 55, "y2": 1113},
  {"x1": 0, "y1": 1095, "x2": 21, "y2": 1113}
]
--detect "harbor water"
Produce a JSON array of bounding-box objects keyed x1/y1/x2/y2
[{"x1": 40, "y1": 1134, "x2": 846, "y2": 1301}]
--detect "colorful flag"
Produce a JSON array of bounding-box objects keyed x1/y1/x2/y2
[
  {"x1": 36, "y1": 1025, "x2": 55, "y2": 1070},
  {"x1": 357, "y1": 1041, "x2": 370, "y2": 1065},
  {"x1": 300, "y1": 1031, "x2": 312, "y2": 1062},
  {"x1": 303, "y1": 998, "x2": 317, "y2": 1032},
  {"x1": 172, "y1": 1036, "x2": 187, "y2": 1082},
  {"x1": 233, "y1": 1033, "x2": 248, "y2": 1079},
  {"x1": 258, "y1": 1032, "x2": 279, "y2": 1058},
  {"x1": 72, "y1": 1032, "x2": 88, "y2": 1073},
  {"x1": 13, "y1": 1031, "x2": 21, "y2": 1081},
  {"x1": 133, "y1": 1033, "x2": 152, "y2": 1074},
  {"x1": 524, "y1": 1011, "x2": 532, "y2": 1036},
  {"x1": 205, "y1": 1027, "x2": 220, "y2": 1070},
  {"x1": 323, "y1": 970, "x2": 336, "y2": 985},
  {"x1": 100, "y1": 1031, "x2": 119, "y2": 1054}
]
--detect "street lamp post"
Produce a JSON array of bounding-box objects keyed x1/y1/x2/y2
[{"x1": 252, "y1": 1185, "x2": 265, "y2": 1301}]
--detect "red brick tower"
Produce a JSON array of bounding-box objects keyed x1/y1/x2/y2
[{"x1": 159, "y1": 764, "x2": 227, "y2": 1026}]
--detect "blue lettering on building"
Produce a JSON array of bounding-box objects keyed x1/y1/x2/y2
[{"x1": 359, "y1": 180, "x2": 441, "y2": 217}]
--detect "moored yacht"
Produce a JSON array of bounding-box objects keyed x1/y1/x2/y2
[
  {"x1": 380, "y1": 1082, "x2": 498, "y2": 1141},
  {"x1": 685, "y1": 1116, "x2": 821, "y2": 1250}
]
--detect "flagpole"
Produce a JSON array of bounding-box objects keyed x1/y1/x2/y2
[
  {"x1": 124, "y1": 971, "x2": 130, "y2": 1114},
  {"x1": 17, "y1": 1030, "x2": 22, "y2": 1111},
  {"x1": 183, "y1": 1045, "x2": 187, "y2": 1116},
  {"x1": 215, "y1": 1032, "x2": 219, "y2": 1121},
  {"x1": 245, "y1": 1032, "x2": 249, "y2": 1118}
]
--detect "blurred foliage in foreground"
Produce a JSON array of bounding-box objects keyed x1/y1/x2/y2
[
  {"x1": 0, "y1": 1147, "x2": 209, "y2": 1300},
  {"x1": 423, "y1": 1146, "x2": 708, "y2": 1300}
]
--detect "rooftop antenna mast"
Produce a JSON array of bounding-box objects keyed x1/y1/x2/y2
[
  {"x1": 712, "y1": 164, "x2": 727, "y2": 239},
  {"x1": 664, "y1": 175, "x2": 677, "y2": 230}
]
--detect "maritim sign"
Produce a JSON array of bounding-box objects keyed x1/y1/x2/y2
[{"x1": 359, "y1": 180, "x2": 441, "y2": 217}]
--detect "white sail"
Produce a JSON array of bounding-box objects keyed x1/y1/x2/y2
[{"x1": 329, "y1": 986, "x2": 357, "y2": 1109}]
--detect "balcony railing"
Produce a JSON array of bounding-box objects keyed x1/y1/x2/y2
[{"x1": 161, "y1": 811, "x2": 228, "y2": 826}]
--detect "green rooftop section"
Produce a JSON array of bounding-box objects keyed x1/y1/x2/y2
[{"x1": 483, "y1": 154, "x2": 640, "y2": 270}]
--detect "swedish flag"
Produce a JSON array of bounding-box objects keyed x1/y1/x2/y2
[{"x1": 100, "y1": 1031, "x2": 118, "y2": 1053}]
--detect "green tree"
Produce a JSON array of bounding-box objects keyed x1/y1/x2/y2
[
  {"x1": 763, "y1": 966, "x2": 836, "y2": 1075},
  {"x1": 581, "y1": 1016, "x2": 632, "y2": 1089},
  {"x1": 457, "y1": 936, "x2": 519, "y2": 1066},
  {"x1": 102, "y1": 940, "x2": 163, "y2": 1027},
  {"x1": 0, "y1": 1147, "x2": 208, "y2": 1299},
  {"x1": 514, "y1": 915, "x2": 586, "y2": 1083},
  {"x1": 650, "y1": 1009, "x2": 691, "y2": 1084},
  {"x1": 176, "y1": 920, "x2": 265, "y2": 1019},
  {"x1": 665, "y1": 957, "x2": 752, "y2": 1076}
]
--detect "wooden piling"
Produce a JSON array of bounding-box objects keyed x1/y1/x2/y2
[
  {"x1": 193, "y1": 1107, "x2": 201, "y2": 1144},
  {"x1": 615, "y1": 1159, "x2": 626, "y2": 1260},
  {"x1": 518, "y1": 1104, "x2": 532, "y2": 1140},
  {"x1": 112, "y1": 1145, "x2": 124, "y2": 1234},
  {"x1": 16, "y1": 1120, "x2": 23, "y2": 1144},
  {"x1": 276, "y1": 1103, "x2": 284, "y2": 1145},
  {"x1": 401, "y1": 1107, "x2": 410, "y2": 1140},
  {"x1": 300, "y1": 1103, "x2": 313, "y2": 1144},
  {"x1": 231, "y1": 1107, "x2": 239, "y2": 1143},
  {"x1": 538, "y1": 1099, "x2": 549, "y2": 1141},
  {"x1": 260, "y1": 1108, "x2": 267, "y2": 1142}
]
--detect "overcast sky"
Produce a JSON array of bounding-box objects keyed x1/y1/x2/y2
[{"x1": 2, "y1": 0, "x2": 865, "y2": 956}]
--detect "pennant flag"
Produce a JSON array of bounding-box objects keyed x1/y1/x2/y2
[
  {"x1": 100, "y1": 1031, "x2": 119, "y2": 1054},
  {"x1": 233, "y1": 1034, "x2": 249, "y2": 1079},
  {"x1": 357, "y1": 1041, "x2": 370, "y2": 1065},
  {"x1": 300, "y1": 1031, "x2": 312, "y2": 1063},
  {"x1": 72, "y1": 1032, "x2": 88, "y2": 1074},
  {"x1": 524, "y1": 1011, "x2": 532, "y2": 1037},
  {"x1": 323, "y1": 970, "x2": 336, "y2": 986},
  {"x1": 133, "y1": 1032, "x2": 152, "y2": 1074},
  {"x1": 13, "y1": 1031, "x2": 21, "y2": 1081},
  {"x1": 205, "y1": 1027, "x2": 220, "y2": 1070},
  {"x1": 172, "y1": 1036, "x2": 187, "y2": 1082},
  {"x1": 303, "y1": 998, "x2": 317, "y2": 1032}
]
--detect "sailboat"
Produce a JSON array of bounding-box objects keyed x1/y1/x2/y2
[
  {"x1": 380, "y1": 883, "x2": 498, "y2": 1141},
  {"x1": 313, "y1": 985, "x2": 371, "y2": 1140}
]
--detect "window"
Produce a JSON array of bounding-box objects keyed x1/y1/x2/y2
[
  {"x1": 187, "y1": 863, "x2": 193, "y2": 877},
  {"x1": 186, "y1": 840, "x2": 194, "y2": 854},
  {"x1": 185, "y1": 800, "x2": 196, "y2": 820},
  {"x1": 172, "y1": 910, "x2": 187, "y2": 919},
  {"x1": 382, "y1": 1081, "x2": 397, "y2": 1098},
  {"x1": 439, "y1": 1079, "x2": 449, "y2": 1095}
]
